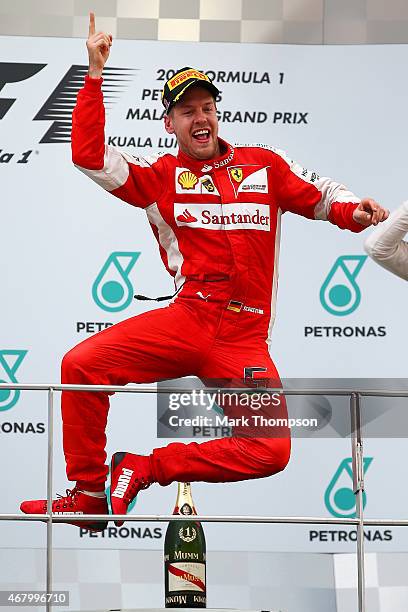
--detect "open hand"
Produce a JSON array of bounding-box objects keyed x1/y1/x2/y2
[
  {"x1": 352, "y1": 198, "x2": 389, "y2": 227},
  {"x1": 86, "y1": 12, "x2": 112, "y2": 78}
]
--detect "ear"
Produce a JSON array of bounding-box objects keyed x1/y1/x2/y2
[{"x1": 164, "y1": 114, "x2": 175, "y2": 135}]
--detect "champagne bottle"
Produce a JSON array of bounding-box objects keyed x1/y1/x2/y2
[{"x1": 164, "y1": 482, "x2": 206, "y2": 608}]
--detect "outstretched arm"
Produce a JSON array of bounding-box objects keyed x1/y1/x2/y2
[
  {"x1": 272, "y1": 148, "x2": 389, "y2": 232},
  {"x1": 364, "y1": 201, "x2": 408, "y2": 281}
]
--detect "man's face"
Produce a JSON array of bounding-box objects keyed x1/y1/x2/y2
[{"x1": 164, "y1": 86, "x2": 220, "y2": 160}]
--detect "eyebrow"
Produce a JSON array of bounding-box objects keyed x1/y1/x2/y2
[
  {"x1": 180, "y1": 102, "x2": 215, "y2": 110},
  {"x1": 179, "y1": 98, "x2": 215, "y2": 108}
]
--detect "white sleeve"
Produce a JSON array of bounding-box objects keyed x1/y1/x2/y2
[{"x1": 364, "y1": 201, "x2": 408, "y2": 281}]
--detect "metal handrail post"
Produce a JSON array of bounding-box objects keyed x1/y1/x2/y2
[
  {"x1": 351, "y1": 392, "x2": 366, "y2": 612},
  {"x1": 3, "y1": 381, "x2": 407, "y2": 609},
  {"x1": 46, "y1": 388, "x2": 54, "y2": 612}
]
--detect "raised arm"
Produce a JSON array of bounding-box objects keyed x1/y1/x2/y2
[
  {"x1": 71, "y1": 12, "x2": 111, "y2": 170},
  {"x1": 71, "y1": 13, "x2": 165, "y2": 208},
  {"x1": 364, "y1": 201, "x2": 408, "y2": 281}
]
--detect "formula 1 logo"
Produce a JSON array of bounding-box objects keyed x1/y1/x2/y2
[
  {"x1": 0, "y1": 62, "x2": 133, "y2": 143},
  {"x1": 324, "y1": 457, "x2": 373, "y2": 518},
  {"x1": 320, "y1": 255, "x2": 367, "y2": 316},
  {"x1": 0, "y1": 350, "x2": 28, "y2": 411},
  {"x1": 0, "y1": 63, "x2": 45, "y2": 119},
  {"x1": 92, "y1": 252, "x2": 140, "y2": 312}
]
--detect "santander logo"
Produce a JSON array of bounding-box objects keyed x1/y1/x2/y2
[
  {"x1": 176, "y1": 209, "x2": 198, "y2": 223},
  {"x1": 174, "y1": 203, "x2": 270, "y2": 231}
]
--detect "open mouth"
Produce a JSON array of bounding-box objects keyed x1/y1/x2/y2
[{"x1": 192, "y1": 129, "x2": 210, "y2": 143}]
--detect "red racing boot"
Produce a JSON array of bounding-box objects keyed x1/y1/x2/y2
[
  {"x1": 20, "y1": 487, "x2": 108, "y2": 532},
  {"x1": 110, "y1": 452, "x2": 153, "y2": 526}
]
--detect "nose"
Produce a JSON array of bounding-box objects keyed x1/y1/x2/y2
[{"x1": 193, "y1": 108, "x2": 207, "y2": 124}]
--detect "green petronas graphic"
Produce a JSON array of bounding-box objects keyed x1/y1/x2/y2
[
  {"x1": 92, "y1": 252, "x2": 140, "y2": 313},
  {"x1": 320, "y1": 255, "x2": 367, "y2": 316},
  {"x1": 0, "y1": 350, "x2": 28, "y2": 411},
  {"x1": 324, "y1": 457, "x2": 373, "y2": 518}
]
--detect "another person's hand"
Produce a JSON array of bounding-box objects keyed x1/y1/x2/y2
[
  {"x1": 86, "y1": 12, "x2": 112, "y2": 79},
  {"x1": 353, "y1": 198, "x2": 389, "y2": 227}
]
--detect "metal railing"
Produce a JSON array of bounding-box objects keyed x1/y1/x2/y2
[{"x1": 1, "y1": 383, "x2": 408, "y2": 612}]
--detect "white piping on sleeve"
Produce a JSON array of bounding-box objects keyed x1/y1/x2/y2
[
  {"x1": 313, "y1": 178, "x2": 360, "y2": 221},
  {"x1": 75, "y1": 146, "x2": 163, "y2": 192},
  {"x1": 267, "y1": 208, "x2": 282, "y2": 345},
  {"x1": 270, "y1": 147, "x2": 360, "y2": 221},
  {"x1": 145, "y1": 202, "x2": 185, "y2": 289}
]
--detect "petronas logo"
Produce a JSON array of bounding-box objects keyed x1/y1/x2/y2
[
  {"x1": 0, "y1": 350, "x2": 27, "y2": 411},
  {"x1": 324, "y1": 457, "x2": 373, "y2": 518},
  {"x1": 320, "y1": 255, "x2": 367, "y2": 316},
  {"x1": 92, "y1": 252, "x2": 140, "y2": 312}
]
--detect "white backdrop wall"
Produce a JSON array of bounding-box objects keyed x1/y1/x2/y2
[{"x1": 1, "y1": 37, "x2": 407, "y2": 554}]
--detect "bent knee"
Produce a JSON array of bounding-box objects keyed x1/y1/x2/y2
[
  {"x1": 273, "y1": 437, "x2": 291, "y2": 473},
  {"x1": 255, "y1": 437, "x2": 291, "y2": 476},
  {"x1": 61, "y1": 345, "x2": 92, "y2": 383}
]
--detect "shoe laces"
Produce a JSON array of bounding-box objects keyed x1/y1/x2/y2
[
  {"x1": 51, "y1": 487, "x2": 80, "y2": 511},
  {"x1": 124, "y1": 476, "x2": 151, "y2": 504}
]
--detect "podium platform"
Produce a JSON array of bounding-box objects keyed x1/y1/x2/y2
[{"x1": 72, "y1": 609, "x2": 280, "y2": 612}]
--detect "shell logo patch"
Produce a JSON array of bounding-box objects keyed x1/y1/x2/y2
[{"x1": 178, "y1": 171, "x2": 199, "y2": 190}]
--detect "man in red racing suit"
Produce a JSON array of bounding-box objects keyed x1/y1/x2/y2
[{"x1": 21, "y1": 15, "x2": 388, "y2": 531}]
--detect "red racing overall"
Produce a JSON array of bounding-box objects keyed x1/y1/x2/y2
[{"x1": 64, "y1": 76, "x2": 363, "y2": 491}]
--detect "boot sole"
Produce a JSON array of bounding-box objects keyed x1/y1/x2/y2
[
  {"x1": 36, "y1": 518, "x2": 108, "y2": 532},
  {"x1": 78, "y1": 521, "x2": 108, "y2": 532},
  {"x1": 110, "y1": 452, "x2": 126, "y2": 527}
]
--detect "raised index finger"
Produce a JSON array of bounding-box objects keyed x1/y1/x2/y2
[{"x1": 89, "y1": 12, "x2": 95, "y2": 37}]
